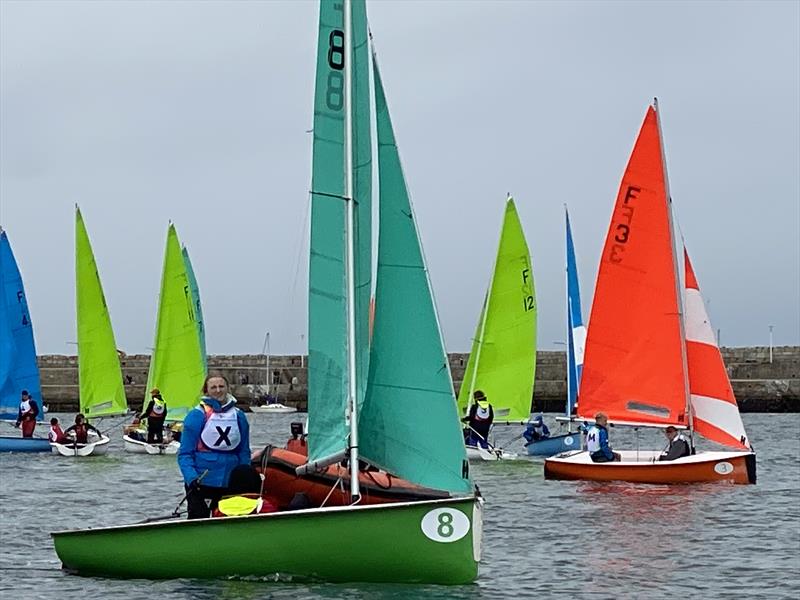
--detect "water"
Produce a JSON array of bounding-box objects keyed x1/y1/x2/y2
[{"x1": 1, "y1": 413, "x2": 798, "y2": 599}]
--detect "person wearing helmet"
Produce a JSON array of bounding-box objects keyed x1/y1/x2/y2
[
  {"x1": 523, "y1": 414, "x2": 550, "y2": 443},
  {"x1": 139, "y1": 388, "x2": 168, "y2": 443}
]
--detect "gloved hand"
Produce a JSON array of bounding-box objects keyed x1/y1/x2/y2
[{"x1": 188, "y1": 478, "x2": 202, "y2": 493}]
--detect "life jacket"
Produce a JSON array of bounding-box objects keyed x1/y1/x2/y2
[
  {"x1": 212, "y1": 494, "x2": 278, "y2": 518},
  {"x1": 149, "y1": 398, "x2": 166, "y2": 418},
  {"x1": 586, "y1": 425, "x2": 602, "y2": 453},
  {"x1": 48, "y1": 425, "x2": 64, "y2": 443},
  {"x1": 197, "y1": 402, "x2": 242, "y2": 452},
  {"x1": 19, "y1": 399, "x2": 34, "y2": 419},
  {"x1": 474, "y1": 405, "x2": 492, "y2": 421},
  {"x1": 73, "y1": 423, "x2": 89, "y2": 444}
]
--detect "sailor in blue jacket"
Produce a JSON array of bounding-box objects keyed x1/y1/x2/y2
[
  {"x1": 523, "y1": 414, "x2": 551, "y2": 444},
  {"x1": 178, "y1": 374, "x2": 251, "y2": 519},
  {"x1": 586, "y1": 413, "x2": 620, "y2": 463}
]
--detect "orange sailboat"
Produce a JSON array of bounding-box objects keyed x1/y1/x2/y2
[{"x1": 544, "y1": 101, "x2": 756, "y2": 485}]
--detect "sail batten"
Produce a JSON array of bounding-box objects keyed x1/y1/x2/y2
[
  {"x1": 456, "y1": 198, "x2": 537, "y2": 423},
  {"x1": 75, "y1": 208, "x2": 128, "y2": 418}
]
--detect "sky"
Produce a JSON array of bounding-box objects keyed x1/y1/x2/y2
[{"x1": 1, "y1": 0, "x2": 798, "y2": 356}]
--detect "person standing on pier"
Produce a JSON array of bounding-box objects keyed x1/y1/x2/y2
[
  {"x1": 14, "y1": 390, "x2": 40, "y2": 437},
  {"x1": 178, "y1": 374, "x2": 251, "y2": 519}
]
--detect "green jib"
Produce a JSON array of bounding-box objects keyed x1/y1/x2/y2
[
  {"x1": 182, "y1": 246, "x2": 207, "y2": 371},
  {"x1": 307, "y1": 0, "x2": 371, "y2": 463},
  {"x1": 75, "y1": 207, "x2": 128, "y2": 418},
  {"x1": 457, "y1": 198, "x2": 537, "y2": 423},
  {"x1": 144, "y1": 225, "x2": 206, "y2": 422},
  {"x1": 359, "y1": 59, "x2": 471, "y2": 495}
]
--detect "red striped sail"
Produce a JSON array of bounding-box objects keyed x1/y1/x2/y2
[
  {"x1": 684, "y1": 250, "x2": 750, "y2": 449},
  {"x1": 578, "y1": 105, "x2": 688, "y2": 427}
]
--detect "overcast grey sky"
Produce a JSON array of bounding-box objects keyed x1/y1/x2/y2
[{"x1": 1, "y1": 0, "x2": 798, "y2": 356}]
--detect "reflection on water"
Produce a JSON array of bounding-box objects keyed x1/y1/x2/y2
[{"x1": 0, "y1": 413, "x2": 798, "y2": 599}]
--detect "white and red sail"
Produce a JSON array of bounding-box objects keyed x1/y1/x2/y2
[
  {"x1": 578, "y1": 105, "x2": 689, "y2": 427},
  {"x1": 684, "y1": 250, "x2": 750, "y2": 449}
]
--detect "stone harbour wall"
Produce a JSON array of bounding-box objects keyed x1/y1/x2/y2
[{"x1": 37, "y1": 346, "x2": 799, "y2": 413}]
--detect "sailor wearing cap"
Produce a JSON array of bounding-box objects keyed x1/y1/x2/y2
[
  {"x1": 658, "y1": 426, "x2": 692, "y2": 461},
  {"x1": 138, "y1": 387, "x2": 168, "y2": 443},
  {"x1": 523, "y1": 414, "x2": 550, "y2": 443},
  {"x1": 461, "y1": 390, "x2": 494, "y2": 448}
]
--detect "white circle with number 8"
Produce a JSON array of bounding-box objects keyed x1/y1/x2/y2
[{"x1": 421, "y1": 508, "x2": 470, "y2": 543}]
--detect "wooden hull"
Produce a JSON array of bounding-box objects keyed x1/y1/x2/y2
[
  {"x1": 256, "y1": 448, "x2": 450, "y2": 509},
  {"x1": 0, "y1": 436, "x2": 52, "y2": 453},
  {"x1": 52, "y1": 496, "x2": 482, "y2": 583},
  {"x1": 544, "y1": 450, "x2": 756, "y2": 484}
]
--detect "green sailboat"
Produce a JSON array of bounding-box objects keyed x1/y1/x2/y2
[
  {"x1": 182, "y1": 245, "x2": 207, "y2": 371},
  {"x1": 143, "y1": 225, "x2": 207, "y2": 422},
  {"x1": 52, "y1": 0, "x2": 481, "y2": 583},
  {"x1": 123, "y1": 226, "x2": 206, "y2": 454},
  {"x1": 58, "y1": 207, "x2": 126, "y2": 456},
  {"x1": 458, "y1": 198, "x2": 536, "y2": 460}
]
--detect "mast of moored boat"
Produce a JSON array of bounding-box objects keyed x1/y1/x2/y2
[
  {"x1": 342, "y1": 0, "x2": 361, "y2": 503},
  {"x1": 653, "y1": 98, "x2": 695, "y2": 448}
]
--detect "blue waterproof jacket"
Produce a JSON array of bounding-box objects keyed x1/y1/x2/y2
[
  {"x1": 591, "y1": 425, "x2": 614, "y2": 461},
  {"x1": 177, "y1": 396, "x2": 251, "y2": 488}
]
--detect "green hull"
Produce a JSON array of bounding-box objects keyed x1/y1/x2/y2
[{"x1": 52, "y1": 496, "x2": 482, "y2": 584}]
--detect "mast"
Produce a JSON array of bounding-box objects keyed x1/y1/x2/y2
[
  {"x1": 653, "y1": 98, "x2": 694, "y2": 441},
  {"x1": 564, "y1": 204, "x2": 572, "y2": 417},
  {"x1": 343, "y1": 0, "x2": 360, "y2": 502}
]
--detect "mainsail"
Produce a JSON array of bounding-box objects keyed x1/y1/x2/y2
[
  {"x1": 565, "y1": 206, "x2": 586, "y2": 416},
  {"x1": 684, "y1": 250, "x2": 749, "y2": 449},
  {"x1": 75, "y1": 208, "x2": 128, "y2": 418},
  {"x1": 307, "y1": 0, "x2": 371, "y2": 464},
  {"x1": 457, "y1": 198, "x2": 536, "y2": 423},
  {"x1": 182, "y1": 246, "x2": 207, "y2": 371},
  {"x1": 578, "y1": 105, "x2": 689, "y2": 427},
  {"x1": 0, "y1": 229, "x2": 42, "y2": 420},
  {"x1": 358, "y1": 57, "x2": 471, "y2": 494},
  {"x1": 144, "y1": 225, "x2": 206, "y2": 422}
]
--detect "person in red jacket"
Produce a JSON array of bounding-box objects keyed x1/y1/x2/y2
[
  {"x1": 63, "y1": 413, "x2": 101, "y2": 444},
  {"x1": 48, "y1": 417, "x2": 67, "y2": 443},
  {"x1": 15, "y1": 390, "x2": 40, "y2": 438}
]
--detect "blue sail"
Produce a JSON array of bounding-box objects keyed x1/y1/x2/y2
[
  {"x1": 565, "y1": 208, "x2": 586, "y2": 416},
  {"x1": 0, "y1": 230, "x2": 43, "y2": 421}
]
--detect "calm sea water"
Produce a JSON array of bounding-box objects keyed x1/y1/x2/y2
[{"x1": 1, "y1": 413, "x2": 798, "y2": 599}]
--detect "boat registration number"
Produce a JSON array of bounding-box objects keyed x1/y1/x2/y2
[{"x1": 421, "y1": 508, "x2": 470, "y2": 543}]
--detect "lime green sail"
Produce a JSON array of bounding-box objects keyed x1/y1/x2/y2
[
  {"x1": 75, "y1": 207, "x2": 128, "y2": 418},
  {"x1": 457, "y1": 198, "x2": 537, "y2": 423},
  {"x1": 359, "y1": 57, "x2": 471, "y2": 494},
  {"x1": 144, "y1": 225, "x2": 206, "y2": 422},
  {"x1": 181, "y1": 246, "x2": 207, "y2": 371},
  {"x1": 307, "y1": 0, "x2": 372, "y2": 463}
]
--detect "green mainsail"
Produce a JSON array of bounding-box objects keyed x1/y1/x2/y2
[
  {"x1": 75, "y1": 207, "x2": 128, "y2": 418},
  {"x1": 457, "y1": 198, "x2": 537, "y2": 423},
  {"x1": 359, "y1": 58, "x2": 471, "y2": 494},
  {"x1": 182, "y1": 246, "x2": 207, "y2": 371},
  {"x1": 144, "y1": 225, "x2": 206, "y2": 422},
  {"x1": 307, "y1": 0, "x2": 371, "y2": 463}
]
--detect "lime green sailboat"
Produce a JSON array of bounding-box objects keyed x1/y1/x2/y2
[
  {"x1": 52, "y1": 0, "x2": 481, "y2": 583},
  {"x1": 458, "y1": 198, "x2": 536, "y2": 461},
  {"x1": 123, "y1": 225, "x2": 207, "y2": 455},
  {"x1": 54, "y1": 207, "x2": 127, "y2": 457}
]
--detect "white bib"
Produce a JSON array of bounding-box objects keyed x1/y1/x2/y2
[
  {"x1": 19, "y1": 399, "x2": 31, "y2": 413},
  {"x1": 151, "y1": 400, "x2": 166, "y2": 416},
  {"x1": 48, "y1": 427, "x2": 59, "y2": 442},
  {"x1": 199, "y1": 408, "x2": 241, "y2": 452},
  {"x1": 586, "y1": 426, "x2": 601, "y2": 453}
]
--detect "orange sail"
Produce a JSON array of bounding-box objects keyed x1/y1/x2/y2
[
  {"x1": 684, "y1": 250, "x2": 750, "y2": 449},
  {"x1": 578, "y1": 105, "x2": 689, "y2": 427}
]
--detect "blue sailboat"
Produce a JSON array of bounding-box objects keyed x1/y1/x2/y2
[
  {"x1": 526, "y1": 207, "x2": 586, "y2": 456},
  {"x1": 0, "y1": 228, "x2": 50, "y2": 452}
]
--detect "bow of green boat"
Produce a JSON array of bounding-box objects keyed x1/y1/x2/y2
[{"x1": 52, "y1": 495, "x2": 483, "y2": 584}]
